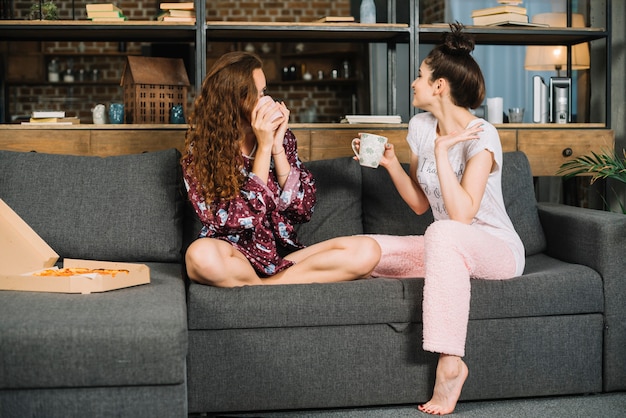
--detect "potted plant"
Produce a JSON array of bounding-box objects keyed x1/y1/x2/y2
[
  {"x1": 29, "y1": 1, "x2": 58, "y2": 20},
  {"x1": 557, "y1": 148, "x2": 626, "y2": 213}
]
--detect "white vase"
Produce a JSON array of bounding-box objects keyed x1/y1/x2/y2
[{"x1": 360, "y1": 0, "x2": 376, "y2": 24}]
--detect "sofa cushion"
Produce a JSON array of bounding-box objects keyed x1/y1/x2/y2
[
  {"x1": 187, "y1": 253, "x2": 603, "y2": 330},
  {"x1": 501, "y1": 152, "x2": 547, "y2": 256},
  {"x1": 0, "y1": 149, "x2": 183, "y2": 262},
  {"x1": 361, "y1": 163, "x2": 434, "y2": 235},
  {"x1": 469, "y1": 253, "x2": 603, "y2": 319},
  {"x1": 294, "y1": 157, "x2": 363, "y2": 245},
  {"x1": 0, "y1": 263, "x2": 188, "y2": 389},
  {"x1": 187, "y1": 278, "x2": 420, "y2": 330}
]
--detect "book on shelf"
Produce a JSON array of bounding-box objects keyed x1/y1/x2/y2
[
  {"x1": 157, "y1": 15, "x2": 196, "y2": 23},
  {"x1": 90, "y1": 16, "x2": 128, "y2": 22},
  {"x1": 470, "y1": 5, "x2": 526, "y2": 18},
  {"x1": 31, "y1": 111, "x2": 65, "y2": 118},
  {"x1": 85, "y1": 3, "x2": 122, "y2": 13},
  {"x1": 314, "y1": 16, "x2": 355, "y2": 23},
  {"x1": 344, "y1": 115, "x2": 402, "y2": 124},
  {"x1": 23, "y1": 116, "x2": 80, "y2": 125},
  {"x1": 166, "y1": 9, "x2": 196, "y2": 17},
  {"x1": 157, "y1": 6, "x2": 196, "y2": 22},
  {"x1": 159, "y1": 2, "x2": 195, "y2": 10},
  {"x1": 487, "y1": 20, "x2": 549, "y2": 28},
  {"x1": 472, "y1": 12, "x2": 528, "y2": 26},
  {"x1": 86, "y1": 10, "x2": 125, "y2": 18}
]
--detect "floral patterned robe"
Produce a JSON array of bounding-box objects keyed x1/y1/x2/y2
[{"x1": 182, "y1": 129, "x2": 316, "y2": 276}]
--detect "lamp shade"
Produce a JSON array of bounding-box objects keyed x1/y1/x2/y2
[{"x1": 524, "y1": 13, "x2": 590, "y2": 71}]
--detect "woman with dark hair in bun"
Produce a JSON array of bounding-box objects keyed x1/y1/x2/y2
[{"x1": 356, "y1": 23, "x2": 525, "y2": 415}]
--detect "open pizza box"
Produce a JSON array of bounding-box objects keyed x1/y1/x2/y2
[{"x1": 0, "y1": 198, "x2": 150, "y2": 294}]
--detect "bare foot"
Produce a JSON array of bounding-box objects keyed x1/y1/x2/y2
[{"x1": 418, "y1": 354, "x2": 468, "y2": 415}]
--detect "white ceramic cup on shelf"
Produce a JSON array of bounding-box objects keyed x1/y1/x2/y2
[
  {"x1": 486, "y1": 97, "x2": 503, "y2": 124},
  {"x1": 352, "y1": 133, "x2": 388, "y2": 168}
]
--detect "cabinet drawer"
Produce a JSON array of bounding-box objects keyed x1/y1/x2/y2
[
  {"x1": 518, "y1": 129, "x2": 614, "y2": 176},
  {"x1": 498, "y1": 129, "x2": 517, "y2": 152},
  {"x1": 0, "y1": 129, "x2": 90, "y2": 155},
  {"x1": 308, "y1": 129, "x2": 410, "y2": 163},
  {"x1": 90, "y1": 129, "x2": 186, "y2": 156}
]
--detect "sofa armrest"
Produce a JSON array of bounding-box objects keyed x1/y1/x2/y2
[{"x1": 537, "y1": 202, "x2": 626, "y2": 391}]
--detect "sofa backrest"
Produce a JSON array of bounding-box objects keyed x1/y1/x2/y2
[
  {"x1": 295, "y1": 157, "x2": 363, "y2": 246},
  {"x1": 361, "y1": 162, "x2": 434, "y2": 236},
  {"x1": 0, "y1": 149, "x2": 183, "y2": 263},
  {"x1": 501, "y1": 151, "x2": 546, "y2": 255}
]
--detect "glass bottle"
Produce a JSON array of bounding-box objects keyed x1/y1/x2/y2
[
  {"x1": 48, "y1": 59, "x2": 59, "y2": 83},
  {"x1": 360, "y1": 0, "x2": 376, "y2": 24}
]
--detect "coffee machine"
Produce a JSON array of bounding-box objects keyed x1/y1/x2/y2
[
  {"x1": 550, "y1": 77, "x2": 572, "y2": 124},
  {"x1": 532, "y1": 75, "x2": 572, "y2": 124}
]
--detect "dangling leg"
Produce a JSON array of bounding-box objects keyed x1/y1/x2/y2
[{"x1": 418, "y1": 220, "x2": 517, "y2": 415}]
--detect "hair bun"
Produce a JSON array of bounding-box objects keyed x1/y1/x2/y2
[{"x1": 440, "y1": 22, "x2": 475, "y2": 56}]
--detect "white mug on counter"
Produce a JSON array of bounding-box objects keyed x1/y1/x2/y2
[{"x1": 486, "y1": 97, "x2": 503, "y2": 124}]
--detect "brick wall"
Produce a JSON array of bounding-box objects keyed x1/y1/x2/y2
[{"x1": 420, "y1": 0, "x2": 445, "y2": 24}]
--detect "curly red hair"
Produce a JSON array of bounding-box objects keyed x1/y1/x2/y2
[{"x1": 182, "y1": 51, "x2": 263, "y2": 202}]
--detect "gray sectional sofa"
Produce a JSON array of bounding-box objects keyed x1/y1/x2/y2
[{"x1": 1, "y1": 147, "x2": 624, "y2": 417}]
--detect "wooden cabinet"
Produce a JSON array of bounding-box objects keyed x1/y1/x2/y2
[{"x1": 0, "y1": 124, "x2": 613, "y2": 177}]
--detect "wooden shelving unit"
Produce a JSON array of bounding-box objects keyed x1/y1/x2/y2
[{"x1": 0, "y1": 0, "x2": 614, "y2": 173}]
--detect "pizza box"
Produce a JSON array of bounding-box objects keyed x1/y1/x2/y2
[{"x1": 0, "y1": 198, "x2": 150, "y2": 294}]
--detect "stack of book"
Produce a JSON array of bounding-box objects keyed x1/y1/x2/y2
[
  {"x1": 23, "y1": 111, "x2": 80, "y2": 125},
  {"x1": 471, "y1": 4, "x2": 528, "y2": 26},
  {"x1": 158, "y1": 2, "x2": 195, "y2": 23},
  {"x1": 86, "y1": 3, "x2": 127, "y2": 22}
]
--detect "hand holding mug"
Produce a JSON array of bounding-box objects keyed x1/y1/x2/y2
[{"x1": 351, "y1": 133, "x2": 388, "y2": 168}]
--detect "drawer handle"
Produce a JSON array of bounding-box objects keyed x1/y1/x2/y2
[{"x1": 562, "y1": 148, "x2": 573, "y2": 157}]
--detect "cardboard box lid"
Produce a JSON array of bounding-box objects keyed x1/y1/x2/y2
[{"x1": 0, "y1": 198, "x2": 59, "y2": 275}]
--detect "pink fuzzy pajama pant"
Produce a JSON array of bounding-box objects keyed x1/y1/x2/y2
[{"x1": 367, "y1": 220, "x2": 517, "y2": 357}]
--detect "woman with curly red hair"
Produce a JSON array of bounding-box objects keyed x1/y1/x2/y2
[{"x1": 181, "y1": 51, "x2": 380, "y2": 287}]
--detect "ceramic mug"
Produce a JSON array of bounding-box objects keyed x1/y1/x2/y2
[
  {"x1": 352, "y1": 133, "x2": 388, "y2": 168},
  {"x1": 108, "y1": 103, "x2": 124, "y2": 124},
  {"x1": 92, "y1": 104, "x2": 106, "y2": 125},
  {"x1": 255, "y1": 95, "x2": 283, "y2": 123},
  {"x1": 170, "y1": 104, "x2": 186, "y2": 124}
]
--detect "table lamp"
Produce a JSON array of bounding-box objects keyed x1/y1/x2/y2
[{"x1": 524, "y1": 13, "x2": 590, "y2": 76}]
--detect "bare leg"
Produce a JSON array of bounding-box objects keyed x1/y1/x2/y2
[
  {"x1": 418, "y1": 354, "x2": 468, "y2": 416},
  {"x1": 185, "y1": 238, "x2": 263, "y2": 287},
  {"x1": 262, "y1": 236, "x2": 380, "y2": 285}
]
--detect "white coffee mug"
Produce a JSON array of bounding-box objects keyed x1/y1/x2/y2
[
  {"x1": 352, "y1": 133, "x2": 388, "y2": 168},
  {"x1": 255, "y1": 95, "x2": 283, "y2": 123},
  {"x1": 486, "y1": 97, "x2": 503, "y2": 124},
  {"x1": 91, "y1": 104, "x2": 106, "y2": 125}
]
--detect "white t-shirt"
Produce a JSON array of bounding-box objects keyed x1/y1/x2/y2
[{"x1": 407, "y1": 112, "x2": 525, "y2": 276}]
